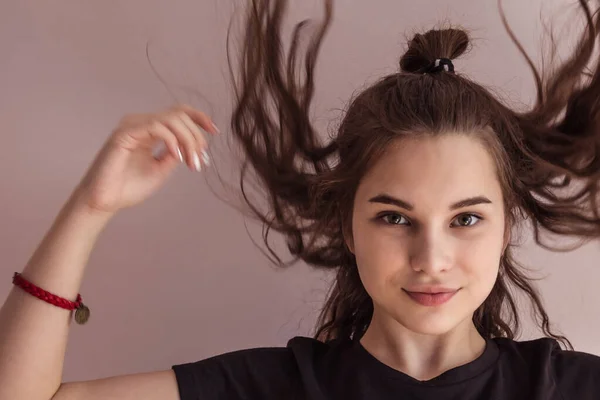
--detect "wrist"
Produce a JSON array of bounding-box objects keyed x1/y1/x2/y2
[{"x1": 62, "y1": 188, "x2": 117, "y2": 229}]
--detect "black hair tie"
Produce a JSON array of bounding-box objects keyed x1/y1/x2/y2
[{"x1": 419, "y1": 58, "x2": 455, "y2": 74}]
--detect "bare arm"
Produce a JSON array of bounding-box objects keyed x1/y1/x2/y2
[
  {"x1": 0, "y1": 193, "x2": 113, "y2": 400},
  {"x1": 0, "y1": 105, "x2": 218, "y2": 400},
  {"x1": 0, "y1": 191, "x2": 182, "y2": 400},
  {"x1": 53, "y1": 371, "x2": 179, "y2": 400}
]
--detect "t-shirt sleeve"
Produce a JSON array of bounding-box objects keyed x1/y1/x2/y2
[
  {"x1": 172, "y1": 347, "x2": 303, "y2": 400},
  {"x1": 552, "y1": 345, "x2": 600, "y2": 399}
]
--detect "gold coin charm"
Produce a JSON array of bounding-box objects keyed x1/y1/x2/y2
[{"x1": 74, "y1": 304, "x2": 90, "y2": 325}]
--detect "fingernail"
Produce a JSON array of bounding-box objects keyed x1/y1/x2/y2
[
  {"x1": 211, "y1": 122, "x2": 221, "y2": 134},
  {"x1": 193, "y1": 152, "x2": 202, "y2": 171},
  {"x1": 201, "y1": 150, "x2": 210, "y2": 166},
  {"x1": 177, "y1": 148, "x2": 184, "y2": 162}
]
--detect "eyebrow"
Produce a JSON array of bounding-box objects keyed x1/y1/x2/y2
[{"x1": 368, "y1": 194, "x2": 492, "y2": 211}]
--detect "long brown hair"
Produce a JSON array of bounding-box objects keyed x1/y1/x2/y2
[{"x1": 226, "y1": 0, "x2": 600, "y2": 349}]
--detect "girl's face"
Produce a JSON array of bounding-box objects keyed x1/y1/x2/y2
[{"x1": 347, "y1": 134, "x2": 507, "y2": 335}]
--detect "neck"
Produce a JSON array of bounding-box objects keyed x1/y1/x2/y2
[{"x1": 359, "y1": 309, "x2": 486, "y2": 381}]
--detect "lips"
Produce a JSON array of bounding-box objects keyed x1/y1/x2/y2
[{"x1": 403, "y1": 288, "x2": 459, "y2": 306}]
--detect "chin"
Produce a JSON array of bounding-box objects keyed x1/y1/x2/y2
[
  {"x1": 385, "y1": 298, "x2": 473, "y2": 336},
  {"x1": 398, "y1": 312, "x2": 464, "y2": 336},
  {"x1": 388, "y1": 290, "x2": 486, "y2": 336}
]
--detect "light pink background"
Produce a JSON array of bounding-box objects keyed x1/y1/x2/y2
[{"x1": 0, "y1": 0, "x2": 598, "y2": 382}]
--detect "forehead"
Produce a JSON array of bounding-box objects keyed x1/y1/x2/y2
[{"x1": 356, "y1": 134, "x2": 504, "y2": 207}]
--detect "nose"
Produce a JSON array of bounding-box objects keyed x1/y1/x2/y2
[{"x1": 409, "y1": 229, "x2": 453, "y2": 275}]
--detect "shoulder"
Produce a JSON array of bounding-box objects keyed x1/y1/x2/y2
[
  {"x1": 495, "y1": 336, "x2": 600, "y2": 372},
  {"x1": 172, "y1": 336, "x2": 328, "y2": 400},
  {"x1": 495, "y1": 337, "x2": 600, "y2": 397},
  {"x1": 549, "y1": 343, "x2": 600, "y2": 396}
]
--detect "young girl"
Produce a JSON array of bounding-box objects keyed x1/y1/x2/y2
[{"x1": 2, "y1": 0, "x2": 600, "y2": 399}]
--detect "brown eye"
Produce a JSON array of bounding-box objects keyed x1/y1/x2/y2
[
  {"x1": 382, "y1": 213, "x2": 409, "y2": 225},
  {"x1": 451, "y1": 214, "x2": 481, "y2": 227}
]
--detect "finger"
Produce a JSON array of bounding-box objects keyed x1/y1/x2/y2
[
  {"x1": 147, "y1": 121, "x2": 184, "y2": 163},
  {"x1": 177, "y1": 104, "x2": 220, "y2": 135},
  {"x1": 160, "y1": 113, "x2": 201, "y2": 171},
  {"x1": 178, "y1": 113, "x2": 210, "y2": 167}
]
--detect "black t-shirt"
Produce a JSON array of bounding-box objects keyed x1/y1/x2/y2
[{"x1": 172, "y1": 336, "x2": 600, "y2": 399}]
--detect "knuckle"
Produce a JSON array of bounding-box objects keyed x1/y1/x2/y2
[
  {"x1": 178, "y1": 104, "x2": 208, "y2": 121},
  {"x1": 147, "y1": 120, "x2": 164, "y2": 132},
  {"x1": 170, "y1": 109, "x2": 188, "y2": 121}
]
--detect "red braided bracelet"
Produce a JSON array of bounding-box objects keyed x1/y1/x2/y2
[{"x1": 12, "y1": 272, "x2": 90, "y2": 324}]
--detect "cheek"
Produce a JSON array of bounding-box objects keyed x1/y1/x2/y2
[
  {"x1": 456, "y1": 234, "x2": 503, "y2": 301},
  {"x1": 351, "y1": 216, "x2": 405, "y2": 294},
  {"x1": 352, "y1": 220, "x2": 503, "y2": 296}
]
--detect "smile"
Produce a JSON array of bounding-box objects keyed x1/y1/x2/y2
[{"x1": 402, "y1": 289, "x2": 459, "y2": 306}]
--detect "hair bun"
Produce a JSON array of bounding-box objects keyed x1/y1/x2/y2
[{"x1": 399, "y1": 28, "x2": 470, "y2": 73}]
